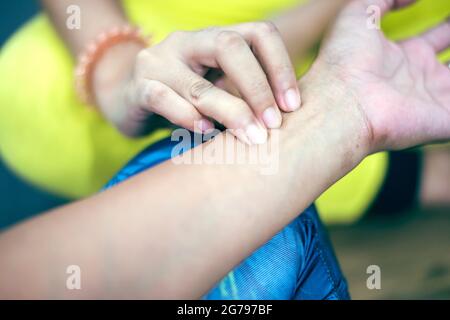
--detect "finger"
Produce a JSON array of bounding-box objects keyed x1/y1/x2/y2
[
  {"x1": 149, "y1": 56, "x2": 269, "y2": 144},
  {"x1": 213, "y1": 30, "x2": 283, "y2": 128},
  {"x1": 183, "y1": 73, "x2": 268, "y2": 144},
  {"x1": 212, "y1": 76, "x2": 240, "y2": 97},
  {"x1": 230, "y1": 22, "x2": 301, "y2": 113},
  {"x1": 418, "y1": 19, "x2": 450, "y2": 54},
  {"x1": 143, "y1": 49, "x2": 268, "y2": 144},
  {"x1": 132, "y1": 79, "x2": 214, "y2": 133},
  {"x1": 181, "y1": 73, "x2": 268, "y2": 144},
  {"x1": 188, "y1": 30, "x2": 282, "y2": 129}
]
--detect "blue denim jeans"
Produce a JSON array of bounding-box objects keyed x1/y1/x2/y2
[{"x1": 104, "y1": 137, "x2": 350, "y2": 300}]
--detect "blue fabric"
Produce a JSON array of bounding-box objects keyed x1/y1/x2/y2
[{"x1": 104, "y1": 136, "x2": 350, "y2": 300}]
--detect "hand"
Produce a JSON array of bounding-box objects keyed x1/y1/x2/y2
[
  {"x1": 94, "y1": 22, "x2": 301, "y2": 145},
  {"x1": 304, "y1": 0, "x2": 450, "y2": 153}
]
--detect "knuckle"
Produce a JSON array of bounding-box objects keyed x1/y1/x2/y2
[
  {"x1": 136, "y1": 49, "x2": 149, "y2": 62},
  {"x1": 249, "y1": 79, "x2": 270, "y2": 95},
  {"x1": 166, "y1": 30, "x2": 188, "y2": 43},
  {"x1": 189, "y1": 80, "x2": 214, "y2": 101},
  {"x1": 255, "y1": 21, "x2": 278, "y2": 35},
  {"x1": 201, "y1": 26, "x2": 220, "y2": 35},
  {"x1": 228, "y1": 110, "x2": 253, "y2": 129},
  {"x1": 136, "y1": 49, "x2": 152, "y2": 65},
  {"x1": 246, "y1": 80, "x2": 275, "y2": 108},
  {"x1": 227, "y1": 101, "x2": 253, "y2": 124},
  {"x1": 146, "y1": 80, "x2": 168, "y2": 104},
  {"x1": 253, "y1": 94, "x2": 274, "y2": 109},
  {"x1": 216, "y1": 31, "x2": 245, "y2": 50},
  {"x1": 135, "y1": 49, "x2": 160, "y2": 71}
]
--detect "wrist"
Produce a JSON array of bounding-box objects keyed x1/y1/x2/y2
[
  {"x1": 283, "y1": 68, "x2": 371, "y2": 172},
  {"x1": 92, "y1": 42, "x2": 144, "y2": 120}
]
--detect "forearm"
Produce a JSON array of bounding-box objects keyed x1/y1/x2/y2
[
  {"x1": 41, "y1": 0, "x2": 128, "y2": 56},
  {"x1": 0, "y1": 74, "x2": 368, "y2": 299},
  {"x1": 272, "y1": 0, "x2": 349, "y2": 63},
  {"x1": 41, "y1": 0, "x2": 144, "y2": 123}
]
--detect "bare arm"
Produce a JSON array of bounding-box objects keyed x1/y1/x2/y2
[
  {"x1": 40, "y1": 0, "x2": 144, "y2": 132},
  {"x1": 272, "y1": 0, "x2": 350, "y2": 63},
  {"x1": 0, "y1": 75, "x2": 367, "y2": 299},
  {"x1": 41, "y1": 0, "x2": 128, "y2": 56}
]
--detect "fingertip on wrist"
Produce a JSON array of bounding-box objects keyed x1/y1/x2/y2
[
  {"x1": 262, "y1": 106, "x2": 282, "y2": 129},
  {"x1": 283, "y1": 87, "x2": 301, "y2": 111}
]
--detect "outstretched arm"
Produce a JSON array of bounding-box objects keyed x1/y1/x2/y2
[
  {"x1": 0, "y1": 76, "x2": 367, "y2": 299},
  {"x1": 1, "y1": 0, "x2": 449, "y2": 299}
]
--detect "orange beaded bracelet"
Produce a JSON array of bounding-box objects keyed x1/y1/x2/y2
[{"x1": 74, "y1": 25, "x2": 150, "y2": 106}]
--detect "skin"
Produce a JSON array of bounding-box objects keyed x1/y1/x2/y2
[
  {"x1": 41, "y1": 0, "x2": 348, "y2": 143},
  {"x1": 0, "y1": 0, "x2": 449, "y2": 299},
  {"x1": 42, "y1": 0, "x2": 450, "y2": 209},
  {"x1": 119, "y1": 23, "x2": 299, "y2": 143},
  {"x1": 43, "y1": 0, "x2": 300, "y2": 144},
  {"x1": 323, "y1": 0, "x2": 450, "y2": 210}
]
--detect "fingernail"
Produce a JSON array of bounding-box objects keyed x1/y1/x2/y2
[
  {"x1": 197, "y1": 119, "x2": 214, "y2": 133},
  {"x1": 246, "y1": 123, "x2": 267, "y2": 145},
  {"x1": 262, "y1": 107, "x2": 282, "y2": 129},
  {"x1": 284, "y1": 88, "x2": 300, "y2": 111}
]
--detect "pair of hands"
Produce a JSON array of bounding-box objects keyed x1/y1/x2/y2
[{"x1": 95, "y1": 0, "x2": 450, "y2": 155}]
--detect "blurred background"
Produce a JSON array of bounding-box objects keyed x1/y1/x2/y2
[
  {"x1": 330, "y1": 209, "x2": 450, "y2": 299},
  {"x1": 0, "y1": 0, "x2": 449, "y2": 299},
  {"x1": 0, "y1": 1, "x2": 68, "y2": 228}
]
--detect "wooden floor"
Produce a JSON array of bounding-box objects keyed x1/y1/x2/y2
[{"x1": 329, "y1": 209, "x2": 450, "y2": 299}]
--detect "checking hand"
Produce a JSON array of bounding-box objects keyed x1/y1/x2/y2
[{"x1": 95, "y1": 22, "x2": 300, "y2": 144}]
